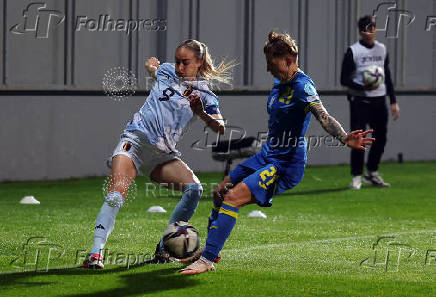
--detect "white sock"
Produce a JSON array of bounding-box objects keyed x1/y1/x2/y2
[
  {"x1": 199, "y1": 256, "x2": 213, "y2": 265},
  {"x1": 90, "y1": 191, "x2": 123, "y2": 255}
]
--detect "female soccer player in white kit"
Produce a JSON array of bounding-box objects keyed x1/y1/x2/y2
[{"x1": 83, "y1": 39, "x2": 233, "y2": 268}]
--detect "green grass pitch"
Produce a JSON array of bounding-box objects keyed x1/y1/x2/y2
[{"x1": 0, "y1": 162, "x2": 435, "y2": 296}]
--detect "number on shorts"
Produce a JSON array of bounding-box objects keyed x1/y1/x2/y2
[{"x1": 258, "y1": 166, "x2": 278, "y2": 190}]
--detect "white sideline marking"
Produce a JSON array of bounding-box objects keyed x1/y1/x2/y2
[{"x1": 223, "y1": 229, "x2": 436, "y2": 253}]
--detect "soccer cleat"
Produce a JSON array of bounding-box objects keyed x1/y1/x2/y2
[
  {"x1": 153, "y1": 250, "x2": 179, "y2": 264},
  {"x1": 349, "y1": 175, "x2": 362, "y2": 190},
  {"x1": 151, "y1": 243, "x2": 179, "y2": 264},
  {"x1": 179, "y1": 246, "x2": 221, "y2": 263},
  {"x1": 363, "y1": 171, "x2": 390, "y2": 187},
  {"x1": 82, "y1": 253, "x2": 104, "y2": 269},
  {"x1": 180, "y1": 257, "x2": 215, "y2": 275}
]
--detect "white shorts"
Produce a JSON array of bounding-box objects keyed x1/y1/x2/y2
[{"x1": 108, "y1": 130, "x2": 180, "y2": 178}]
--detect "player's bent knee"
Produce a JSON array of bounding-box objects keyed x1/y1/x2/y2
[
  {"x1": 223, "y1": 182, "x2": 254, "y2": 208},
  {"x1": 185, "y1": 182, "x2": 203, "y2": 198},
  {"x1": 222, "y1": 190, "x2": 243, "y2": 208},
  {"x1": 223, "y1": 190, "x2": 237, "y2": 204}
]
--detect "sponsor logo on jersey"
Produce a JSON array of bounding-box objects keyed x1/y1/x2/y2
[{"x1": 361, "y1": 56, "x2": 383, "y2": 63}]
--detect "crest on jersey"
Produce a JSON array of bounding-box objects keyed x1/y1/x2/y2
[
  {"x1": 122, "y1": 142, "x2": 132, "y2": 152},
  {"x1": 183, "y1": 86, "x2": 194, "y2": 96},
  {"x1": 304, "y1": 83, "x2": 317, "y2": 96}
]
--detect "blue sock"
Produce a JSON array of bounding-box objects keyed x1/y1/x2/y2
[
  {"x1": 169, "y1": 183, "x2": 203, "y2": 224},
  {"x1": 207, "y1": 200, "x2": 222, "y2": 232},
  {"x1": 157, "y1": 183, "x2": 203, "y2": 252},
  {"x1": 90, "y1": 191, "x2": 123, "y2": 255},
  {"x1": 202, "y1": 201, "x2": 239, "y2": 262}
]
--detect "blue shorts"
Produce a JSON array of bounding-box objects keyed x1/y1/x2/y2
[{"x1": 229, "y1": 152, "x2": 306, "y2": 207}]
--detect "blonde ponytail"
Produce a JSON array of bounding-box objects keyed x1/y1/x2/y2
[{"x1": 177, "y1": 39, "x2": 235, "y2": 87}]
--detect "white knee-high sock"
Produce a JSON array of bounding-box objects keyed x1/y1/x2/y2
[{"x1": 90, "y1": 191, "x2": 124, "y2": 255}]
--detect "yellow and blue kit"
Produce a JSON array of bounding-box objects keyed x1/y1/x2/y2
[
  {"x1": 229, "y1": 70, "x2": 321, "y2": 207},
  {"x1": 202, "y1": 70, "x2": 322, "y2": 263}
]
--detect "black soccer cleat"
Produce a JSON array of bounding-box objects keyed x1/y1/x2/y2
[{"x1": 151, "y1": 243, "x2": 179, "y2": 264}]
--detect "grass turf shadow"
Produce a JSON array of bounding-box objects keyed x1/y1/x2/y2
[
  {"x1": 288, "y1": 187, "x2": 349, "y2": 196},
  {"x1": 61, "y1": 267, "x2": 200, "y2": 297},
  {"x1": 0, "y1": 264, "x2": 200, "y2": 296}
]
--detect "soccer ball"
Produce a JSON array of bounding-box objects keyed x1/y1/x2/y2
[
  {"x1": 162, "y1": 221, "x2": 200, "y2": 258},
  {"x1": 362, "y1": 65, "x2": 384, "y2": 88}
]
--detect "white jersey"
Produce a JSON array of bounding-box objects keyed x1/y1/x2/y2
[
  {"x1": 349, "y1": 40, "x2": 386, "y2": 97},
  {"x1": 126, "y1": 63, "x2": 220, "y2": 154}
]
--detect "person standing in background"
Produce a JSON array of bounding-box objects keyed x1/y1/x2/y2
[{"x1": 341, "y1": 15, "x2": 400, "y2": 190}]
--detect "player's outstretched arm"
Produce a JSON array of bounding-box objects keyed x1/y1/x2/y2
[
  {"x1": 310, "y1": 102, "x2": 375, "y2": 151},
  {"x1": 145, "y1": 57, "x2": 160, "y2": 78},
  {"x1": 310, "y1": 102, "x2": 347, "y2": 142},
  {"x1": 188, "y1": 94, "x2": 225, "y2": 134}
]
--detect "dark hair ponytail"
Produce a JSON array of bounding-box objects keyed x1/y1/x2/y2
[{"x1": 264, "y1": 30, "x2": 298, "y2": 58}]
